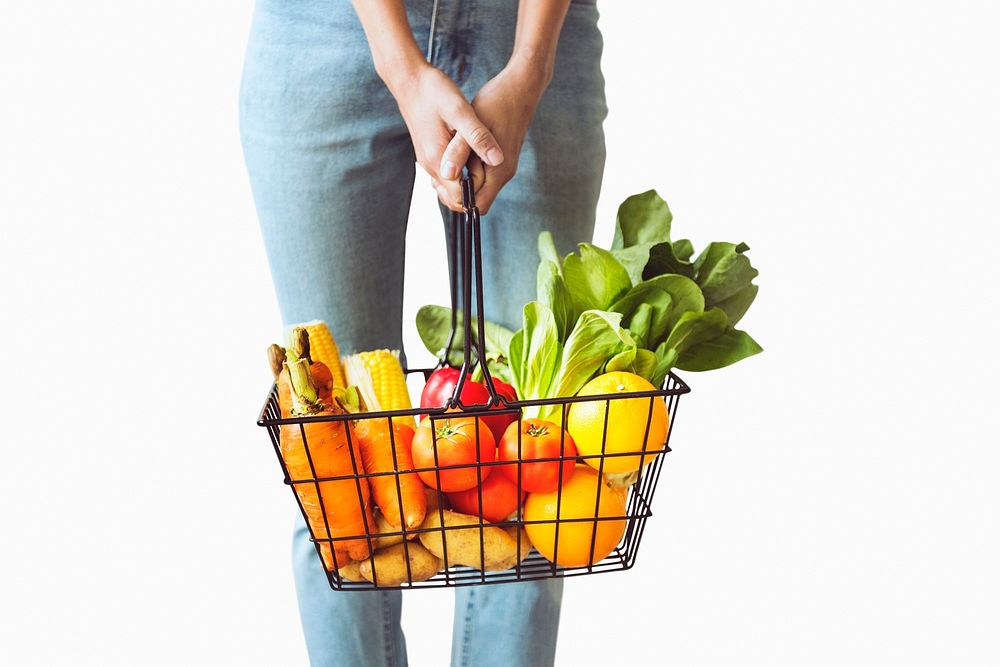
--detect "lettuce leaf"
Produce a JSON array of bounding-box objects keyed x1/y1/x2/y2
[
  {"x1": 562, "y1": 244, "x2": 632, "y2": 313},
  {"x1": 537, "y1": 310, "x2": 636, "y2": 419}
]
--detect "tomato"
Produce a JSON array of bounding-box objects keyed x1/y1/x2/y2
[
  {"x1": 420, "y1": 368, "x2": 518, "y2": 442},
  {"x1": 499, "y1": 419, "x2": 578, "y2": 493},
  {"x1": 420, "y1": 367, "x2": 492, "y2": 410},
  {"x1": 491, "y1": 378, "x2": 518, "y2": 404},
  {"x1": 447, "y1": 469, "x2": 525, "y2": 523},
  {"x1": 411, "y1": 415, "x2": 497, "y2": 492},
  {"x1": 481, "y1": 377, "x2": 519, "y2": 443}
]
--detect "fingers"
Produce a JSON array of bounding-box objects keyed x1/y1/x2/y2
[
  {"x1": 448, "y1": 104, "x2": 505, "y2": 167},
  {"x1": 473, "y1": 179, "x2": 499, "y2": 215},
  {"x1": 429, "y1": 176, "x2": 465, "y2": 213},
  {"x1": 467, "y1": 155, "x2": 486, "y2": 194},
  {"x1": 439, "y1": 137, "x2": 485, "y2": 195},
  {"x1": 433, "y1": 155, "x2": 486, "y2": 211},
  {"x1": 439, "y1": 133, "x2": 472, "y2": 182}
]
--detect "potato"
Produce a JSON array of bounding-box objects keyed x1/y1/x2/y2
[
  {"x1": 338, "y1": 561, "x2": 363, "y2": 582},
  {"x1": 371, "y1": 511, "x2": 405, "y2": 551},
  {"x1": 418, "y1": 510, "x2": 518, "y2": 570},
  {"x1": 485, "y1": 526, "x2": 533, "y2": 571},
  {"x1": 425, "y1": 486, "x2": 447, "y2": 514},
  {"x1": 359, "y1": 542, "x2": 442, "y2": 586}
]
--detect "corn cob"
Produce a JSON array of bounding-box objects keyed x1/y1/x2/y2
[
  {"x1": 289, "y1": 320, "x2": 346, "y2": 389},
  {"x1": 343, "y1": 349, "x2": 415, "y2": 427}
]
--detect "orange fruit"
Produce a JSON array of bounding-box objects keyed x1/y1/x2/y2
[
  {"x1": 523, "y1": 465, "x2": 627, "y2": 567},
  {"x1": 566, "y1": 371, "x2": 668, "y2": 474}
]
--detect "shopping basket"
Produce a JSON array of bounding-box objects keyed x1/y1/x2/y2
[{"x1": 256, "y1": 175, "x2": 691, "y2": 590}]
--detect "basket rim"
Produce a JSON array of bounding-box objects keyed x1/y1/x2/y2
[{"x1": 256, "y1": 369, "x2": 691, "y2": 427}]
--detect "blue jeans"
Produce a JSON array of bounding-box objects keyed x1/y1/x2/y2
[{"x1": 240, "y1": 1, "x2": 606, "y2": 664}]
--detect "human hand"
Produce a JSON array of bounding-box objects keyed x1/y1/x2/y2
[
  {"x1": 384, "y1": 63, "x2": 505, "y2": 212},
  {"x1": 437, "y1": 59, "x2": 550, "y2": 214}
]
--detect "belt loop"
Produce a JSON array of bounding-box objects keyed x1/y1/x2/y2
[{"x1": 426, "y1": 0, "x2": 440, "y2": 62}]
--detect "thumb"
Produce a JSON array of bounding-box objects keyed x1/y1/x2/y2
[{"x1": 448, "y1": 105, "x2": 504, "y2": 167}]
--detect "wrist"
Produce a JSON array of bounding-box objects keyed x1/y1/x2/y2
[
  {"x1": 374, "y1": 45, "x2": 429, "y2": 94},
  {"x1": 506, "y1": 49, "x2": 555, "y2": 98}
]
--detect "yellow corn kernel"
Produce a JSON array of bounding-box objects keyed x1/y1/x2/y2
[
  {"x1": 294, "y1": 320, "x2": 346, "y2": 389},
  {"x1": 344, "y1": 349, "x2": 415, "y2": 428}
]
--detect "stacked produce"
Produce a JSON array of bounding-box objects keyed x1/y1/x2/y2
[
  {"x1": 265, "y1": 190, "x2": 763, "y2": 584},
  {"x1": 268, "y1": 328, "x2": 375, "y2": 571}
]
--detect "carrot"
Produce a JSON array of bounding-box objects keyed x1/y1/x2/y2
[
  {"x1": 278, "y1": 356, "x2": 376, "y2": 570},
  {"x1": 269, "y1": 329, "x2": 337, "y2": 418},
  {"x1": 353, "y1": 418, "x2": 427, "y2": 531}
]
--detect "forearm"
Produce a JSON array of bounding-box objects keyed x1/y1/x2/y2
[
  {"x1": 509, "y1": 0, "x2": 573, "y2": 91},
  {"x1": 350, "y1": 0, "x2": 427, "y2": 91}
]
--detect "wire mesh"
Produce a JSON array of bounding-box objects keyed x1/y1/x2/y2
[
  {"x1": 255, "y1": 171, "x2": 691, "y2": 590},
  {"x1": 256, "y1": 370, "x2": 689, "y2": 591}
]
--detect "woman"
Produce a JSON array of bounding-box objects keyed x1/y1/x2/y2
[{"x1": 240, "y1": 0, "x2": 606, "y2": 664}]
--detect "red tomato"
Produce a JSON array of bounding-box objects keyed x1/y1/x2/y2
[
  {"x1": 420, "y1": 369, "x2": 518, "y2": 442},
  {"x1": 499, "y1": 419, "x2": 578, "y2": 493},
  {"x1": 448, "y1": 469, "x2": 526, "y2": 523},
  {"x1": 411, "y1": 415, "x2": 497, "y2": 492},
  {"x1": 491, "y1": 378, "x2": 518, "y2": 404},
  {"x1": 481, "y1": 378, "x2": 519, "y2": 442},
  {"x1": 420, "y1": 367, "x2": 491, "y2": 410}
]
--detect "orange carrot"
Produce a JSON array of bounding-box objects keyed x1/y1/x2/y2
[
  {"x1": 278, "y1": 356, "x2": 376, "y2": 570},
  {"x1": 353, "y1": 418, "x2": 427, "y2": 531}
]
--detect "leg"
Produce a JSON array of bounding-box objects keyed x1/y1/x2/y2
[
  {"x1": 451, "y1": 579, "x2": 564, "y2": 667},
  {"x1": 240, "y1": 1, "x2": 435, "y2": 664},
  {"x1": 240, "y1": 0, "x2": 419, "y2": 353},
  {"x1": 440, "y1": 3, "x2": 606, "y2": 666},
  {"x1": 292, "y1": 514, "x2": 406, "y2": 667}
]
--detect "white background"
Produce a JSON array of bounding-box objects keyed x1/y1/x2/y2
[{"x1": 1, "y1": 1, "x2": 998, "y2": 665}]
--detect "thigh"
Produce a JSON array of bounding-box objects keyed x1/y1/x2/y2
[
  {"x1": 292, "y1": 515, "x2": 408, "y2": 667},
  {"x1": 240, "y1": 0, "x2": 418, "y2": 351},
  {"x1": 444, "y1": 0, "x2": 608, "y2": 330},
  {"x1": 451, "y1": 579, "x2": 564, "y2": 667}
]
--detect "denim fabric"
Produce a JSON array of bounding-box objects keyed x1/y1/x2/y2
[{"x1": 241, "y1": 0, "x2": 606, "y2": 664}]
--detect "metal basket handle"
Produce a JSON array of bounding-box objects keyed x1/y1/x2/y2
[{"x1": 441, "y1": 171, "x2": 506, "y2": 409}]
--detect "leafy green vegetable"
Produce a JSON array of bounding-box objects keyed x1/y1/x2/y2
[
  {"x1": 638, "y1": 274, "x2": 705, "y2": 330},
  {"x1": 537, "y1": 231, "x2": 562, "y2": 271},
  {"x1": 644, "y1": 241, "x2": 695, "y2": 279},
  {"x1": 632, "y1": 348, "x2": 660, "y2": 382},
  {"x1": 712, "y1": 284, "x2": 759, "y2": 326},
  {"x1": 611, "y1": 244, "x2": 655, "y2": 286},
  {"x1": 612, "y1": 190, "x2": 672, "y2": 249},
  {"x1": 510, "y1": 302, "x2": 561, "y2": 406},
  {"x1": 611, "y1": 284, "x2": 673, "y2": 347},
  {"x1": 676, "y1": 327, "x2": 763, "y2": 372},
  {"x1": 508, "y1": 329, "x2": 525, "y2": 393},
  {"x1": 672, "y1": 239, "x2": 694, "y2": 262},
  {"x1": 627, "y1": 302, "x2": 654, "y2": 347},
  {"x1": 562, "y1": 244, "x2": 631, "y2": 314},
  {"x1": 605, "y1": 347, "x2": 637, "y2": 373},
  {"x1": 420, "y1": 188, "x2": 763, "y2": 397},
  {"x1": 537, "y1": 259, "x2": 574, "y2": 342},
  {"x1": 415, "y1": 304, "x2": 514, "y2": 366},
  {"x1": 694, "y1": 242, "x2": 759, "y2": 307},
  {"x1": 537, "y1": 310, "x2": 636, "y2": 420},
  {"x1": 661, "y1": 308, "x2": 729, "y2": 357}
]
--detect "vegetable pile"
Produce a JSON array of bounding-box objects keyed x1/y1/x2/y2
[
  {"x1": 265, "y1": 189, "x2": 763, "y2": 583},
  {"x1": 416, "y1": 189, "x2": 761, "y2": 419}
]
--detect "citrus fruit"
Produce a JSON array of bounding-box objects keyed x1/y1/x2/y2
[
  {"x1": 523, "y1": 465, "x2": 627, "y2": 567},
  {"x1": 566, "y1": 371, "x2": 668, "y2": 474}
]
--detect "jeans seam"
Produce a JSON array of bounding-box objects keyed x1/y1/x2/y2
[
  {"x1": 381, "y1": 593, "x2": 395, "y2": 667},
  {"x1": 460, "y1": 588, "x2": 476, "y2": 667}
]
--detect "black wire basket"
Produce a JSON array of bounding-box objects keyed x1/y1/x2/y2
[{"x1": 256, "y1": 176, "x2": 691, "y2": 591}]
